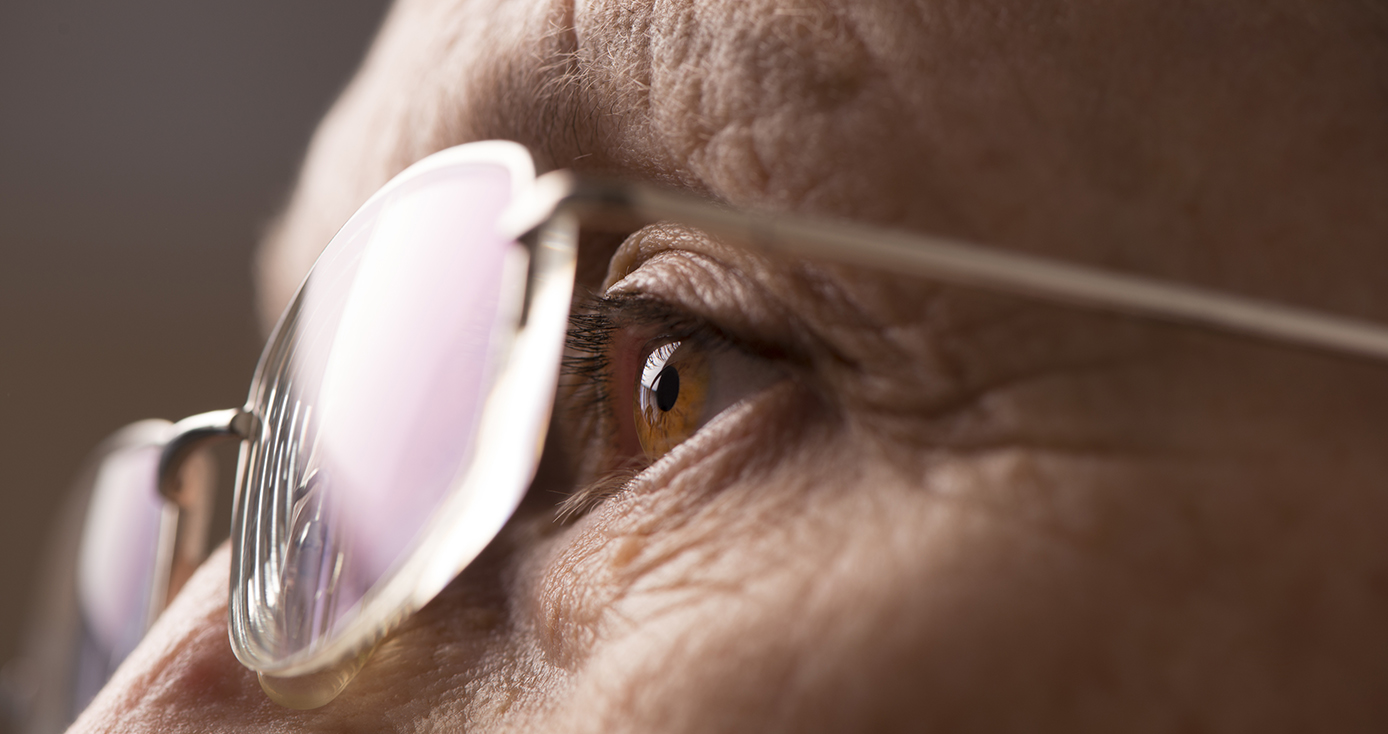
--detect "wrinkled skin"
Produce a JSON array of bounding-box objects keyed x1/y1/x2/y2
[{"x1": 70, "y1": 0, "x2": 1388, "y2": 731}]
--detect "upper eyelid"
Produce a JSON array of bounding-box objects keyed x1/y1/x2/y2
[
  {"x1": 589, "y1": 291, "x2": 805, "y2": 369},
  {"x1": 603, "y1": 245, "x2": 819, "y2": 359},
  {"x1": 592, "y1": 293, "x2": 710, "y2": 336},
  {"x1": 563, "y1": 293, "x2": 738, "y2": 392}
]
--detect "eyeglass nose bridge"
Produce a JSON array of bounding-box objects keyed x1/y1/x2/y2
[{"x1": 150, "y1": 408, "x2": 253, "y2": 611}]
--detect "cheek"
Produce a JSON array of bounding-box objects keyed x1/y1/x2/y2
[
  {"x1": 67, "y1": 545, "x2": 285, "y2": 733},
  {"x1": 516, "y1": 394, "x2": 1191, "y2": 730},
  {"x1": 533, "y1": 386, "x2": 830, "y2": 662},
  {"x1": 528, "y1": 387, "x2": 986, "y2": 725},
  {"x1": 526, "y1": 413, "x2": 977, "y2": 730}
]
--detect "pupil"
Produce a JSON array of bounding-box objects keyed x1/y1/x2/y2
[{"x1": 654, "y1": 365, "x2": 680, "y2": 412}]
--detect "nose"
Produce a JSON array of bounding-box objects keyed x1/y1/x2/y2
[
  {"x1": 65, "y1": 544, "x2": 282, "y2": 733},
  {"x1": 64, "y1": 497, "x2": 556, "y2": 733}
]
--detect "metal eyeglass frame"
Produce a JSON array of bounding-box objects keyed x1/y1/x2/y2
[{"x1": 38, "y1": 140, "x2": 1388, "y2": 718}]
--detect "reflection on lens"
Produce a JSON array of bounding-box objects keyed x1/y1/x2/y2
[
  {"x1": 231, "y1": 153, "x2": 529, "y2": 673},
  {"x1": 72, "y1": 421, "x2": 172, "y2": 718}
]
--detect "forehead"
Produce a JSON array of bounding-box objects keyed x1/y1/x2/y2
[{"x1": 258, "y1": 0, "x2": 1388, "y2": 326}]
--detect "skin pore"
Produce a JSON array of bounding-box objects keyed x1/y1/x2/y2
[{"x1": 70, "y1": 0, "x2": 1388, "y2": 731}]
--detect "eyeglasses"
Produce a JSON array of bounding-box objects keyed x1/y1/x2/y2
[{"x1": 13, "y1": 139, "x2": 1388, "y2": 727}]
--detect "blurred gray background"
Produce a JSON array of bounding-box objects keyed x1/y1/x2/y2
[{"x1": 0, "y1": 0, "x2": 392, "y2": 722}]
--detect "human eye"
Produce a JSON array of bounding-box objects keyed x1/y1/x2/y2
[
  {"x1": 630, "y1": 329, "x2": 787, "y2": 461},
  {"x1": 560, "y1": 293, "x2": 784, "y2": 500}
]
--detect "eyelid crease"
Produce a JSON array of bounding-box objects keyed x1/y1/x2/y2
[
  {"x1": 576, "y1": 291, "x2": 726, "y2": 340},
  {"x1": 581, "y1": 290, "x2": 800, "y2": 365},
  {"x1": 606, "y1": 244, "x2": 822, "y2": 363}
]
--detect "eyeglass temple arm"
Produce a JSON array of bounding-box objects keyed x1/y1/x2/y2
[
  {"x1": 151, "y1": 408, "x2": 253, "y2": 610},
  {"x1": 512, "y1": 170, "x2": 1388, "y2": 364}
]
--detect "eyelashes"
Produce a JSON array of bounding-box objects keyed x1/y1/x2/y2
[
  {"x1": 554, "y1": 466, "x2": 638, "y2": 522},
  {"x1": 558, "y1": 292, "x2": 657, "y2": 519},
  {"x1": 562, "y1": 294, "x2": 621, "y2": 426}
]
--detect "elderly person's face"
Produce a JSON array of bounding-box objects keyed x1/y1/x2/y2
[{"x1": 70, "y1": 0, "x2": 1388, "y2": 731}]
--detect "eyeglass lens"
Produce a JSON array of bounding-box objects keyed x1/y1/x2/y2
[
  {"x1": 72, "y1": 431, "x2": 168, "y2": 716},
  {"x1": 232, "y1": 162, "x2": 521, "y2": 665}
]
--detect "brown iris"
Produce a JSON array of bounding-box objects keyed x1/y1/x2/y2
[{"x1": 633, "y1": 339, "x2": 710, "y2": 460}]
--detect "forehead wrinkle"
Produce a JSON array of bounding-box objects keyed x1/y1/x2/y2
[
  {"x1": 588, "y1": 0, "x2": 882, "y2": 203},
  {"x1": 261, "y1": 0, "x2": 1388, "y2": 332}
]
